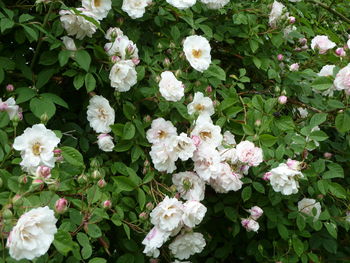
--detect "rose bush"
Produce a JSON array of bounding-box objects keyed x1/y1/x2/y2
[{"x1": 0, "y1": 0, "x2": 350, "y2": 262}]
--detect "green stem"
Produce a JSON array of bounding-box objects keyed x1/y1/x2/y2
[{"x1": 308, "y1": 0, "x2": 350, "y2": 24}]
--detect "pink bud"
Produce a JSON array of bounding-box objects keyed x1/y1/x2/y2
[
  {"x1": 263, "y1": 172, "x2": 271, "y2": 181},
  {"x1": 143, "y1": 115, "x2": 151, "y2": 122},
  {"x1": 17, "y1": 109, "x2": 23, "y2": 121},
  {"x1": 324, "y1": 152, "x2": 332, "y2": 159},
  {"x1": 127, "y1": 44, "x2": 134, "y2": 53},
  {"x1": 206, "y1": 85, "x2": 212, "y2": 93},
  {"x1": 191, "y1": 135, "x2": 201, "y2": 148},
  {"x1": 139, "y1": 212, "x2": 148, "y2": 220},
  {"x1": 97, "y1": 179, "x2": 107, "y2": 188},
  {"x1": 277, "y1": 54, "x2": 284, "y2": 61},
  {"x1": 278, "y1": 95, "x2": 287, "y2": 104},
  {"x1": 255, "y1": 119, "x2": 261, "y2": 126},
  {"x1": 288, "y1": 16, "x2": 296, "y2": 24},
  {"x1": 6, "y1": 84, "x2": 14, "y2": 92},
  {"x1": 132, "y1": 57, "x2": 140, "y2": 65},
  {"x1": 36, "y1": 166, "x2": 51, "y2": 178},
  {"x1": 53, "y1": 148, "x2": 62, "y2": 154},
  {"x1": 299, "y1": 38, "x2": 307, "y2": 45},
  {"x1": 249, "y1": 206, "x2": 264, "y2": 220},
  {"x1": 289, "y1": 63, "x2": 299, "y2": 71},
  {"x1": 163, "y1": 58, "x2": 170, "y2": 67},
  {"x1": 146, "y1": 202, "x2": 154, "y2": 211},
  {"x1": 111, "y1": 56, "x2": 120, "y2": 63},
  {"x1": 335, "y1": 47, "x2": 346, "y2": 57},
  {"x1": 286, "y1": 158, "x2": 300, "y2": 170},
  {"x1": 55, "y1": 198, "x2": 68, "y2": 213},
  {"x1": 32, "y1": 179, "x2": 44, "y2": 189},
  {"x1": 0, "y1": 102, "x2": 8, "y2": 111},
  {"x1": 103, "y1": 200, "x2": 112, "y2": 209}
]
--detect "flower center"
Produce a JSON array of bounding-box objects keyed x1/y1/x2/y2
[
  {"x1": 32, "y1": 142, "x2": 42, "y2": 156},
  {"x1": 192, "y1": 49, "x2": 202, "y2": 59},
  {"x1": 199, "y1": 131, "x2": 212, "y2": 140},
  {"x1": 98, "y1": 107, "x2": 108, "y2": 120},
  {"x1": 94, "y1": 0, "x2": 101, "y2": 7},
  {"x1": 158, "y1": 130, "x2": 167, "y2": 139},
  {"x1": 195, "y1": 104, "x2": 205, "y2": 112}
]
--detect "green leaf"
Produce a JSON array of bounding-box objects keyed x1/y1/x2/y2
[
  {"x1": 82, "y1": 245, "x2": 93, "y2": 260},
  {"x1": 76, "y1": 50, "x2": 91, "y2": 72},
  {"x1": 323, "y1": 163, "x2": 344, "y2": 179},
  {"x1": 204, "y1": 64, "x2": 226, "y2": 81},
  {"x1": 335, "y1": 109, "x2": 350, "y2": 132},
  {"x1": 170, "y1": 26, "x2": 180, "y2": 41},
  {"x1": 61, "y1": 146, "x2": 84, "y2": 167},
  {"x1": 241, "y1": 186, "x2": 252, "y2": 202},
  {"x1": 41, "y1": 93, "x2": 69, "y2": 109},
  {"x1": 310, "y1": 113, "x2": 327, "y2": 127},
  {"x1": 29, "y1": 97, "x2": 56, "y2": 120},
  {"x1": 252, "y1": 182, "x2": 265, "y2": 193},
  {"x1": 113, "y1": 176, "x2": 138, "y2": 192},
  {"x1": 59, "y1": 50, "x2": 71, "y2": 67},
  {"x1": 277, "y1": 223, "x2": 289, "y2": 240},
  {"x1": 74, "y1": 74, "x2": 85, "y2": 90},
  {"x1": 123, "y1": 223, "x2": 131, "y2": 239},
  {"x1": 53, "y1": 229, "x2": 75, "y2": 256},
  {"x1": 328, "y1": 182, "x2": 347, "y2": 199},
  {"x1": 311, "y1": 76, "x2": 333, "y2": 91},
  {"x1": 309, "y1": 130, "x2": 328, "y2": 141},
  {"x1": 85, "y1": 73, "x2": 96, "y2": 92},
  {"x1": 292, "y1": 237, "x2": 304, "y2": 257},
  {"x1": 122, "y1": 122, "x2": 136, "y2": 140},
  {"x1": 1, "y1": 18, "x2": 14, "y2": 33},
  {"x1": 21, "y1": 24, "x2": 38, "y2": 41},
  {"x1": 36, "y1": 68, "x2": 56, "y2": 89},
  {"x1": 87, "y1": 224, "x2": 102, "y2": 238},
  {"x1": 296, "y1": 214, "x2": 306, "y2": 231},
  {"x1": 89, "y1": 258, "x2": 107, "y2": 263},
  {"x1": 19, "y1": 14, "x2": 35, "y2": 23},
  {"x1": 137, "y1": 188, "x2": 146, "y2": 210},
  {"x1": 325, "y1": 222, "x2": 337, "y2": 239},
  {"x1": 117, "y1": 254, "x2": 134, "y2": 263},
  {"x1": 0, "y1": 112, "x2": 10, "y2": 128},
  {"x1": 199, "y1": 24, "x2": 213, "y2": 38},
  {"x1": 259, "y1": 134, "x2": 277, "y2": 147}
]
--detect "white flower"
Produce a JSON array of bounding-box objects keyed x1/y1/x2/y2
[
  {"x1": 109, "y1": 60, "x2": 137, "y2": 92},
  {"x1": 105, "y1": 27, "x2": 124, "y2": 40},
  {"x1": 159, "y1": 71, "x2": 185, "y2": 102},
  {"x1": 269, "y1": 1, "x2": 286, "y2": 28},
  {"x1": 219, "y1": 148, "x2": 238, "y2": 164},
  {"x1": 209, "y1": 162, "x2": 243, "y2": 193},
  {"x1": 87, "y1": 95, "x2": 115, "y2": 133},
  {"x1": 59, "y1": 9, "x2": 98, "y2": 40},
  {"x1": 150, "y1": 196, "x2": 183, "y2": 232},
  {"x1": 191, "y1": 114, "x2": 222, "y2": 148},
  {"x1": 97, "y1": 134, "x2": 114, "y2": 152},
  {"x1": 286, "y1": 158, "x2": 301, "y2": 171},
  {"x1": 61, "y1": 36, "x2": 77, "y2": 51},
  {"x1": 200, "y1": 0, "x2": 229, "y2": 9},
  {"x1": 0, "y1": 97, "x2": 19, "y2": 120},
  {"x1": 149, "y1": 140, "x2": 178, "y2": 173},
  {"x1": 122, "y1": 0, "x2": 151, "y2": 19},
  {"x1": 248, "y1": 206, "x2": 264, "y2": 220},
  {"x1": 146, "y1": 118, "x2": 177, "y2": 144},
  {"x1": 187, "y1": 92, "x2": 214, "y2": 116},
  {"x1": 104, "y1": 35, "x2": 139, "y2": 60},
  {"x1": 334, "y1": 64, "x2": 350, "y2": 94},
  {"x1": 183, "y1": 35, "x2": 211, "y2": 72},
  {"x1": 241, "y1": 218, "x2": 259, "y2": 232},
  {"x1": 223, "y1": 131, "x2": 236, "y2": 146},
  {"x1": 172, "y1": 172, "x2": 205, "y2": 201},
  {"x1": 7, "y1": 207, "x2": 57, "y2": 261},
  {"x1": 166, "y1": 0, "x2": 196, "y2": 9},
  {"x1": 297, "y1": 107, "x2": 308, "y2": 118},
  {"x1": 298, "y1": 198, "x2": 321, "y2": 221},
  {"x1": 311, "y1": 35, "x2": 336, "y2": 54},
  {"x1": 169, "y1": 232, "x2": 206, "y2": 260},
  {"x1": 236, "y1": 140, "x2": 263, "y2": 167},
  {"x1": 182, "y1": 201, "x2": 207, "y2": 228},
  {"x1": 269, "y1": 163, "x2": 303, "y2": 195},
  {"x1": 318, "y1": 65, "x2": 335, "y2": 77},
  {"x1": 13, "y1": 124, "x2": 60, "y2": 172},
  {"x1": 82, "y1": 0, "x2": 112, "y2": 20},
  {"x1": 193, "y1": 144, "x2": 221, "y2": 181},
  {"x1": 174, "y1": 133, "x2": 196, "y2": 161},
  {"x1": 289, "y1": 63, "x2": 299, "y2": 71},
  {"x1": 142, "y1": 227, "x2": 171, "y2": 258}
]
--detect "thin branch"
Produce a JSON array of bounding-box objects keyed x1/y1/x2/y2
[
  {"x1": 288, "y1": 98, "x2": 323, "y2": 113},
  {"x1": 308, "y1": 0, "x2": 350, "y2": 24}
]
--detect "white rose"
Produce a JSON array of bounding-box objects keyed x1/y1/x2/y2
[
  {"x1": 209, "y1": 162, "x2": 243, "y2": 193},
  {"x1": 166, "y1": 0, "x2": 196, "y2": 9},
  {"x1": 236, "y1": 140, "x2": 263, "y2": 167},
  {"x1": 187, "y1": 92, "x2": 214, "y2": 116},
  {"x1": 159, "y1": 71, "x2": 185, "y2": 102},
  {"x1": 13, "y1": 124, "x2": 60, "y2": 172},
  {"x1": 298, "y1": 198, "x2": 321, "y2": 221},
  {"x1": 142, "y1": 227, "x2": 171, "y2": 258},
  {"x1": 172, "y1": 172, "x2": 206, "y2": 201},
  {"x1": 318, "y1": 65, "x2": 335, "y2": 77},
  {"x1": 82, "y1": 0, "x2": 112, "y2": 20},
  {"x1": 105, "y1": 27, "x2": 124, "y2": 40},
  {"x1": 248, "y1": 206, "x2": 264, "y2": 220},
  {"x1": 174, "y1": 133, "x2": 196, "y2": 161},
  {"x1": 122, "y1": 0, "x2": 151, "y2": 19},
  {"x1": 0, "y1": 97, "x2": 19, "y2": 120},
  {"x1": 241, "y1": 218, "x2": 259, "y2": 232},
  {"x1": 182, "y1": 200, "x2": 207, "y2": 228},
  {"x1": 150, "y1": 196, "x2": 183, "y2": 232},
  {"x1": 87, "y1": 95, "x2": 115, "y2": 133},
  {"x1": 149, "y1": 139, "x2": 178, "y2": 173},
  {"x1": 200, "y1": 0, "x2": 229, "y2": 9},
  {"x1": 169, "y1": 232, "x2": 206, "y2": 260},
  {"x1": 219, "y1": 148, "x2": 238, "y2": 164},
  {"x1": 269, "y1": 163, "x2": 303, "y2": 195},
  {"x1": 311, "y1": 35, "x2": 336, "y2": 54},
  {"x1": 334, "y1": 64, "x2": 350, "y2": 94},
  {"x1": 104, "y1": 35, "x2": 139, "y2": 60},
  {"x1": 61, "y1": 36, "x2": 77, "y2": 51},
  {"x1": 7, "y1": 207, "x2": 57, "y2": 260},
  {"x1": 59, "y1": 9, "x2": 98, "y2": 40},
  {"x1": 97, "y1": 134, "x2": 115, "y2": 152},
  {"x1": 191, "y1": 114, "x2": 222, "y2": 148},
  {"x1": 109, "y1": 60, "x2": 137, "y2": 92},
  {"x1": 183, "y1": 35, "x2": 211, "y2": 72},
  {"x1": 146, "y1": 118, "x2": 178, "y2": 144},
  {"x1": 193, "y1": 144, "x2": 221, "y2": 181},
  {"x1": 269, "y1": 1, "x2": 286, "y2": 28}
]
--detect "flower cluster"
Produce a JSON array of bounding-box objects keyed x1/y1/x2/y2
[
  {"x1": 104, "y1": 27, "x2": 139, "y2": 92},
  {"x1": 241, "y1": 206, "x2": 264, "y2": 232},
  {"x1": 142, "y1": 196, "x2": 206, "y2": 260}
]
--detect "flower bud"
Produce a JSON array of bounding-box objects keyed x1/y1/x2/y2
[
  {"x1": 143, "y1": 115, "x2": 151, "y2": 123},
  {"x1": 299, "y1": 38, "x2": 307, "y2": 45},
  {"x1": 206, "y1": 86, "x2": 212, "y2": 93},
  {"x1": 53, "y1": 148, "x2": 62, "y2": 155},
  {"x1": 90, "y1": 158, "x2": 100, "y2": 168},
  {"x1": 157, "y1": 43, "x2": 162, "y2": 49},
  {"x1": 139, "y1": 212, "x2": 148, "y2": 220},
  {"x1": 12, "y1": 194, "x2": 22, "y2": 206},
  {"x1": 248, "y1": 206, "x2": 264, "y2": 220},
  {"x1": 175, "y1": 69, "x2": 182, "y2": 78},
  {"x1": 77, "y1": 174, "x2": 88, "y2": 184},
  {"x1": 150, "y1": 259, "x2": 159, "y2": 263},
  {"x1": 32, "y1": 179, "x2": 44, "y2": 186},
  {"x1": 111, "y1": 55, "x2": 120, "y2": 63},
  {"x1": 263, "y1": 172, "x2": 271, "y2": 181},
  {"x1": 0, "y1": 102, "x2": 8, "y2": 111},
  {"x1": 255, "y1": 119, "x2": 261, "y2": 127},
  {"x1": 6, "y1": 84, "x2": 14, "y2": 92},
  {"x1": 191, "y1": 135, "x2": 201, "y2": 148},
  {"x1": 241, "y1": 218, "x2": 259, "y2": 232},
  {"x1": 195, "y1": 80, "x2": 201, "y2": 87},
  {"x1": 324, "y1": 152, "x2": 332, "y2": 159},
  {"x1": 286, "y1": 158, "x2": 301, "y2": 170},
  {"x1": 91, "y1": 170, "x2": 102, "y2": 180},
  {"x1": 289, "y1": 63, "x2": 299, "y2": 71},
  {"x1": 98, "y1": 179, "x2": 107, "y2": 188},
  {"x1": 40, "y1": 113, "x2": 49, "y2": 123},
  {"x1": 103, "y1": 200, "x2": 112, "y2": 209},
  {"x1": 278, "y1": 95, "x2": 287, "y2": 104},
  {"x1": 288, "y1": 16, "x2": 296, "y2": 24},
  {"x1": 55, "y1": 198, "x2": 68, "y2": 214},
  {"x1": 117, "y1": 17, "x2": 124, "y2": 26},
  {"x1": 3, "y1": 209, "x2": 13, "y2": 220},
  {"x1": 48, "y1": 180, "x2": 60, "y2": 191},
  {"x1": 277, "y1": 54, "x2": 283, "y2": 61},
  {"x1": 132, "y1": 57, "x2": 140, "y2": 65},
  {"x1": 36, "y1": 166, "x2": 51, "y2": 179},
  {"x1": 163, "y1": 58, "x2": 171, "y2": 67},
  {"x1": 335, "y1": 47, "x2": 346, "y2": 57},
  {"x1": 18, "y1": 175, "x2": 28, "y2": 184},
  {"x1": 155, "y1": 75, "x2": 161, "y2": 83},
  {"x1": 146, "y1": 202, "x2": 154, "y2": 211}
]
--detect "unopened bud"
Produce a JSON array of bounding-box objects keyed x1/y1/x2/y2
[
  {"x1": 32, "y1": 179, "x2": 44, "y2": 186},
  {"x1": 103, "y1": 200, "x2": 112, "y2": 209},
  {"x1": 0, "y1": 102, "x2": 8, "y2": 111},
  {"x1": 195, "y1": 80, "x2": 201, "y2": 87},
  {"x1": 157, "y1": 43, "x2": 162, "y2": 49},
  {"x1": 299, "y1": 38, "x2": 307, "y2": 45},
  {"x1": 98, "y1": 179, "x2": 107, "y2": 188},
  {"x1": 163, "y1": 58, "x2": 171, "y2": 67},
  {"x1": 55, "y1": 198, "x2": 68, "y2": 213},
  {"x1": 91, "y1": 170, "x2": 102, "y2": 180},
  {"x1": 77, "y1": 174, "x2": 88, "y2": 184},
  {"x1": 111, "y1": 55, "x2": 120, "y2": 63},
  {"x1": 12, "y1": 194, "x2": 22, "y2": 205},
  {"x1": 274, "y1": 86, "x2": 280, "y2": 93},
  {"x1": 90, "y1": 158, "x2": 100, "y2": 168},
  {"x1": 169, "y1": 42, "x2": 176, "y2": 48},
  {"x1": 36, "y1": 166, "x2": 51, "y2": 179},
  {"x1": 132, "y1": 57, "x2": 140, "y2": 65},
  {"x1": 263, "y1": 172, "x2": 271, "y2": 181},
  {"x1": 206, "y1": 86, "x2": 212, "y2": 93},
  {"x1": 288, "y1": 16, "x2": 296, "y2": 24},
  {"x1": 53, "y1": 148, "x2": 62, "y2": 155},
  {"x1": 139, "y1": 212, "x2": 148, "y2": 220},
  {"x1": 117, "y1": 17, "x2": 124, "y2": 26},
  {"x1": 278, "y1": 95, "x2": 287, "y2": 104},
  {"x1": 150, "y1": 259, "x2": 159, "y2": 263},
  {"x1": 18, "y1": 175, "x2": 28, "y2": 184},
  {"x1": 289, "y1": 63, "x2": 299, "y2": 71},
  {"x1": 40, "y1": 113, "x2": 49, "y2": 123},
  {"x1": 3, "y1": 209, "x2": 13, "y2": 220},
  {"x1": 324, "y1": 152, "x2": 332, "y2": 159},
  {"x1": 48, "y1": 180, "x2": 60, "y2": 191},
  {"x1": 277, "y1": 54, "x2": 283, "y2": 61},
  {"x1": 6, "y1": 84, "x2": 14, "y2": 92},
  {"x1": 146, "y1": 202, "x2": 154, "y2": 211},
  {"x1": 155, "y1": 75, "x2": 161, "y2": 83},
  {"x1": 175, "y1": 69, "x2": 182, "y2": 78},
  {"x1": 255, "y1": 119, "x2": 261, "y2": 127},
  {"x1": 191, "y1": 135, "x2": 201, "y2": 148},
  {"x1": 143, "y1": 115, "x2": 151, "y2": 123},
  {"x1": 335, "y1": 47, "x2": 346, "y2": 57}
]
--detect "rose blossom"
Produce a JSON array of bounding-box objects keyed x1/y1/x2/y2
[
  {"x1": 248, "y1": 206, "x2": 264, "y2": 220},
  {"x1": 334, "y1": 64, "x2": 350, "y2": 94},
  {"x1": 289, "y1": 63, "x2": 299, "y2": 71},
  {"x1": 278, "y1": 95, "x2": 287, "y2": 104},
  {"x1": 236, "y1": 140, "x2": 263, "y2": 167},
  {"x1": 200, "y1": 0, "x2": 229, "y2": 9},
  {"x1": 268, "y1": 1, "x2": 286, "y2": 28},
  {"x1": 335, "y1": 47, "x2": 346, "y2": 57},
  {"x1": 172, "y1": 172, "x2": 205, "y2": 201},
  {"x1": 159, "y1": 71, "x2": 185, "y2": 102},
  {"x1": 142, "y1": 227, "x2": 171, "y2": 258},
  {"x1": 269, "y1": 163, "x2": 303, "y2": 195},
  {"x1": 97, "y1": 134, "x2": 115, "y2": 152},
  {"x1": 183, "y1": 35, "x2": 211, "y2": 72},
  {"x1": 109, "y1": 60, "x2": 137, "y2": 92},
  {"x1": 187, "y1": 92, "x2": 214, "y2": 116},
  {"x1": 241, "y1": 218, "x2": 259, "y2": 232},
  {"x1": 87, "y1": 95, "x2": 115, "y2": 133},
  {"x1": 82, "y1": 0, "x2": 111, "y2": 20},
  {"x1": 122, "y1": 0, "x2": 152, "y2": 19},
  {"x1": 182, "y1": 200, "x2": 207, "y2": 228},
  {"x1": 166, "y1": 0, "x2": 196, "y2": 9},
  {"x1": 146, "y1": 118, "x2": 177, "y2": 144},
  {"x1": 169, "y1": 232, "x2": 206, "y2": 260},
  {"x1": 311, "y1": 35, "x2": 336, "y2": 54}
]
